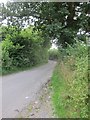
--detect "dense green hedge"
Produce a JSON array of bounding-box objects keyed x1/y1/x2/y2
[
  {"x1": 51, "y1": 41, "x2": 88, "y2": 118},
  {"x1": 0, "y1": 26, "x2": 49, "y2": 75}
]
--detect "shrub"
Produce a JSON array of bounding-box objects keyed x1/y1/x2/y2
[
  {"x1": 0, "y1": 26, "x2": 49, "y2": 75},
  {"x1": 1, "y1": 35, "x2": 14, "y2": 71}
]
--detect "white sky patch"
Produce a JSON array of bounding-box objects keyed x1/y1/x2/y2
[
  {"x1": 0, "y1": 0, "x2": 8, "y2": 3},
  {"x1": 50, "y1": 43, "x2": 57, "y2": 49},
  {"x1": 2, "y1": 19, "x2": 7, "y2": 26},
  {"x1": 25, "y1": 96, "x2": 29, "y2": 99}
]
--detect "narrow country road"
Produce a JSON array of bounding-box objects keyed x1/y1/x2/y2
[{"x1": 1, "y1": 60, "x2": 56, "y2": 118}]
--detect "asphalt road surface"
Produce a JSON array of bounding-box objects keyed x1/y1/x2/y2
[{"x1": 1, "y1": 60, "x2": 56, "y2": 118}]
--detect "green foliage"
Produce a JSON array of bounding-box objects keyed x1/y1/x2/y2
[
  {"x1": 1, "y1": 2, "x2": 89, "y2": 47},
  {"x1": 48, "y1": 49, "x2": 59, "y2": 60},
  {"x1": 0, "y1": 26, "x2": 20, "y2": 41},
  {"x1": 1, "y1": 35, "x2": 13, "y2": 70},
  {"x1": 0, "y1": 26, "x2": 49, "y2": 75},
  {"x1": 51, "y1": 41, "x2": 88, "y2": 118}
]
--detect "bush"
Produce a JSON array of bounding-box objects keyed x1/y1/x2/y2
[
  {"x1": 0, "y1": 26, "x2": 49, "y2": 75},
  {"x1": 1, "y1": 35, "x2": 14, "y2": 71}
]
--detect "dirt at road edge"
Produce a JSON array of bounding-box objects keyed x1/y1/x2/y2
[{"x1": 17, "y1": 79, "x2": 57, "y2": 118}]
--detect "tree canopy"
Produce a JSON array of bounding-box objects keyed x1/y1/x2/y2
[{"x1": 1, "y1": 2, "x2": 90, "y2": 47}]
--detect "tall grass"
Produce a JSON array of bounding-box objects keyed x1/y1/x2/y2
[{"x1": 51, "y1": 41, "x2": 88, "y2": 118}]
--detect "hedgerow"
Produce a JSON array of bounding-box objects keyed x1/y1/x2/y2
[
  {"x1": 51, "y1": 40, "x2": 88, "y2": 118},
  {"x1": 0, "y1": 26, "x2": 49, "y2": 75}
]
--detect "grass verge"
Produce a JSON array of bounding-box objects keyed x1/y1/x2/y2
[
  {"x1": 51, "y1": 60, "x2": 88, "y2": 118},
  {"x1": 51, "y1": 63, "x2": 70, "y2": 118},
  {"x1": 51, "y1": 42, "x2": 88, "y2": 118}
]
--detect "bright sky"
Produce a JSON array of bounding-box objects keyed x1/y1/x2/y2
[
  {"x1": 0, "y1": 0, "x2": 8, "y2": 3},
  {"x1": 0, "y1": 0, "x2": 14, "y2": 3},
  {"x1": 50, "y1": 43, "x2": 57, "y2": 49}
]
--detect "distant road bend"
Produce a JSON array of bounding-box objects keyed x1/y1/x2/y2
[{"x1": 2, "y1": 60, "x2": 56, "y2": 118}]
